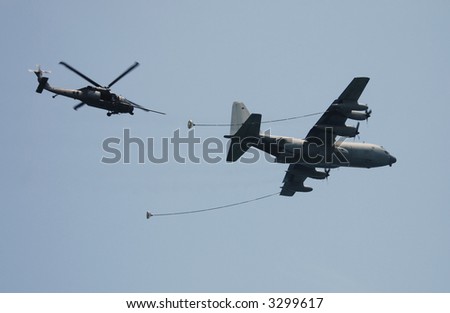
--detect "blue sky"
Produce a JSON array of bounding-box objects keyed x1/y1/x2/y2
[{"x1": 1, "y1": 0, "x2": 449, "y2": 292}]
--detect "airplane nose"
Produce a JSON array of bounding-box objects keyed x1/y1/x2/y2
[{"x1": 389, "y1": 155, "x2": 397, "y2": 166}]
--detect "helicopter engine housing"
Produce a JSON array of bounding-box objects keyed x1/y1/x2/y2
[{"x1": 85, "y1": 90, "x2": 102, "y2": 100}]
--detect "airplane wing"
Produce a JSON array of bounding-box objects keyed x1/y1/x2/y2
[
  {"x1": 279, "y1": 77, "x2": 369, "y2": 196},
  {"x1": 305, "y1": 77, "x2": 370, "y2": 145},
  {"x1": 336, "y1": 77, "x2": 370, "y2": 102},
  {"x1": 280, "y1": 164, "x2": 313, "y2": 196}
]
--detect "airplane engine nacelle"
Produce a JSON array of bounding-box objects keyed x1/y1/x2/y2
[
  {"x1": 333, "y1": 126, "x2": 359, "y2": 137},
  {"x1": 316, "y1": 125, "x2": 359, "y2": 137},
  {"x1": 335, "y1": 101, "x2": 368, "y2": 111},
  {"x1": 292, "y1": 185, "x2": 313, "y2": 192},
  {"x1": 347, "y1": 111, "x2": 369, "y2": 121}
]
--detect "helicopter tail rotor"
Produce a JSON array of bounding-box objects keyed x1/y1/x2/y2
[
  {"x1": 28, "y1": 65, "x2": 51, "y2": 78},
  {"x1": 29, "y1": 65, "x2": 51, "y2": 81},
  {"x1": 29, "y1": 65, "x2": 51, "y2": 93}
]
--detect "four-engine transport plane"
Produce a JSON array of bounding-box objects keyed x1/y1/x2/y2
[
  {"x1": 30, "y1": 62, "x2": 165, "y2": 116},
  {"x1": 225, "y1": 77, "x2": 396, "y2": 196}
]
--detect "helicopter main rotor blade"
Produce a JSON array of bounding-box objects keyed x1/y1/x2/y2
[
  {"x1": 73, "y1": 102, "x2": 86, "y2": 111},
  {"x1": 127, "y1": 99, "x2": 166, "y2": 115},
  {"x1": 107, "y1": 62, "x2": 139, "y2": 88},
  {"x1": 59, "y1": 61, "x2": 102, "y2": 87}
]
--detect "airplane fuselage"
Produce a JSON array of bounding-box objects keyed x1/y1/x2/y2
[{"x1": 254, "y1": 134, "x2": 396, "y2": 169}]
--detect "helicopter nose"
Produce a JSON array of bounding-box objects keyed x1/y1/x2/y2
[{"x1": 389, "y1": 155, "x2": 397, "y2": 166}]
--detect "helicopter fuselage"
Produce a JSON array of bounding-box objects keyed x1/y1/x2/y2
[{"x1": 47, "y1": 85, "x2": 134, "y2": 114}]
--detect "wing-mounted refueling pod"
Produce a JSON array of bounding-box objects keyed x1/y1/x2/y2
[{"x1": 290, "y1": 166, "x2": 329, "y2": 180}]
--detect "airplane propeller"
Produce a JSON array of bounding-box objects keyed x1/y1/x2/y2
[
  {"x1": 354, "y1": 122, "x2": 360, "y2": 141},
  {"x1": 365, "y1": 108, "x2": 372, "y2": 124}
]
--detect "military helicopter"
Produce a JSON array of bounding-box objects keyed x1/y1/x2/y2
[{"x1": 30, "y1": 62, "x2": 165, "y2": 116}]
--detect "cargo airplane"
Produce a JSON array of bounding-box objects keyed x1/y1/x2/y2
[{"x1": 225, "y1": 77, "x2": 396, "y2": 196}]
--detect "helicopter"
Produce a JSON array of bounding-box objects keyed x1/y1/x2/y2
[{"x1": 30, "y1": 62, "x2": 165, "y2": 116}]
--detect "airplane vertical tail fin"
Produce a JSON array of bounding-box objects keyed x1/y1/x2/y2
[
  {"x1": 225, "y1": 102, "x2": 261, "y2": 162},
  {"x1": 230, "y1": 101, "x2": 251, "y2": 136}
]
